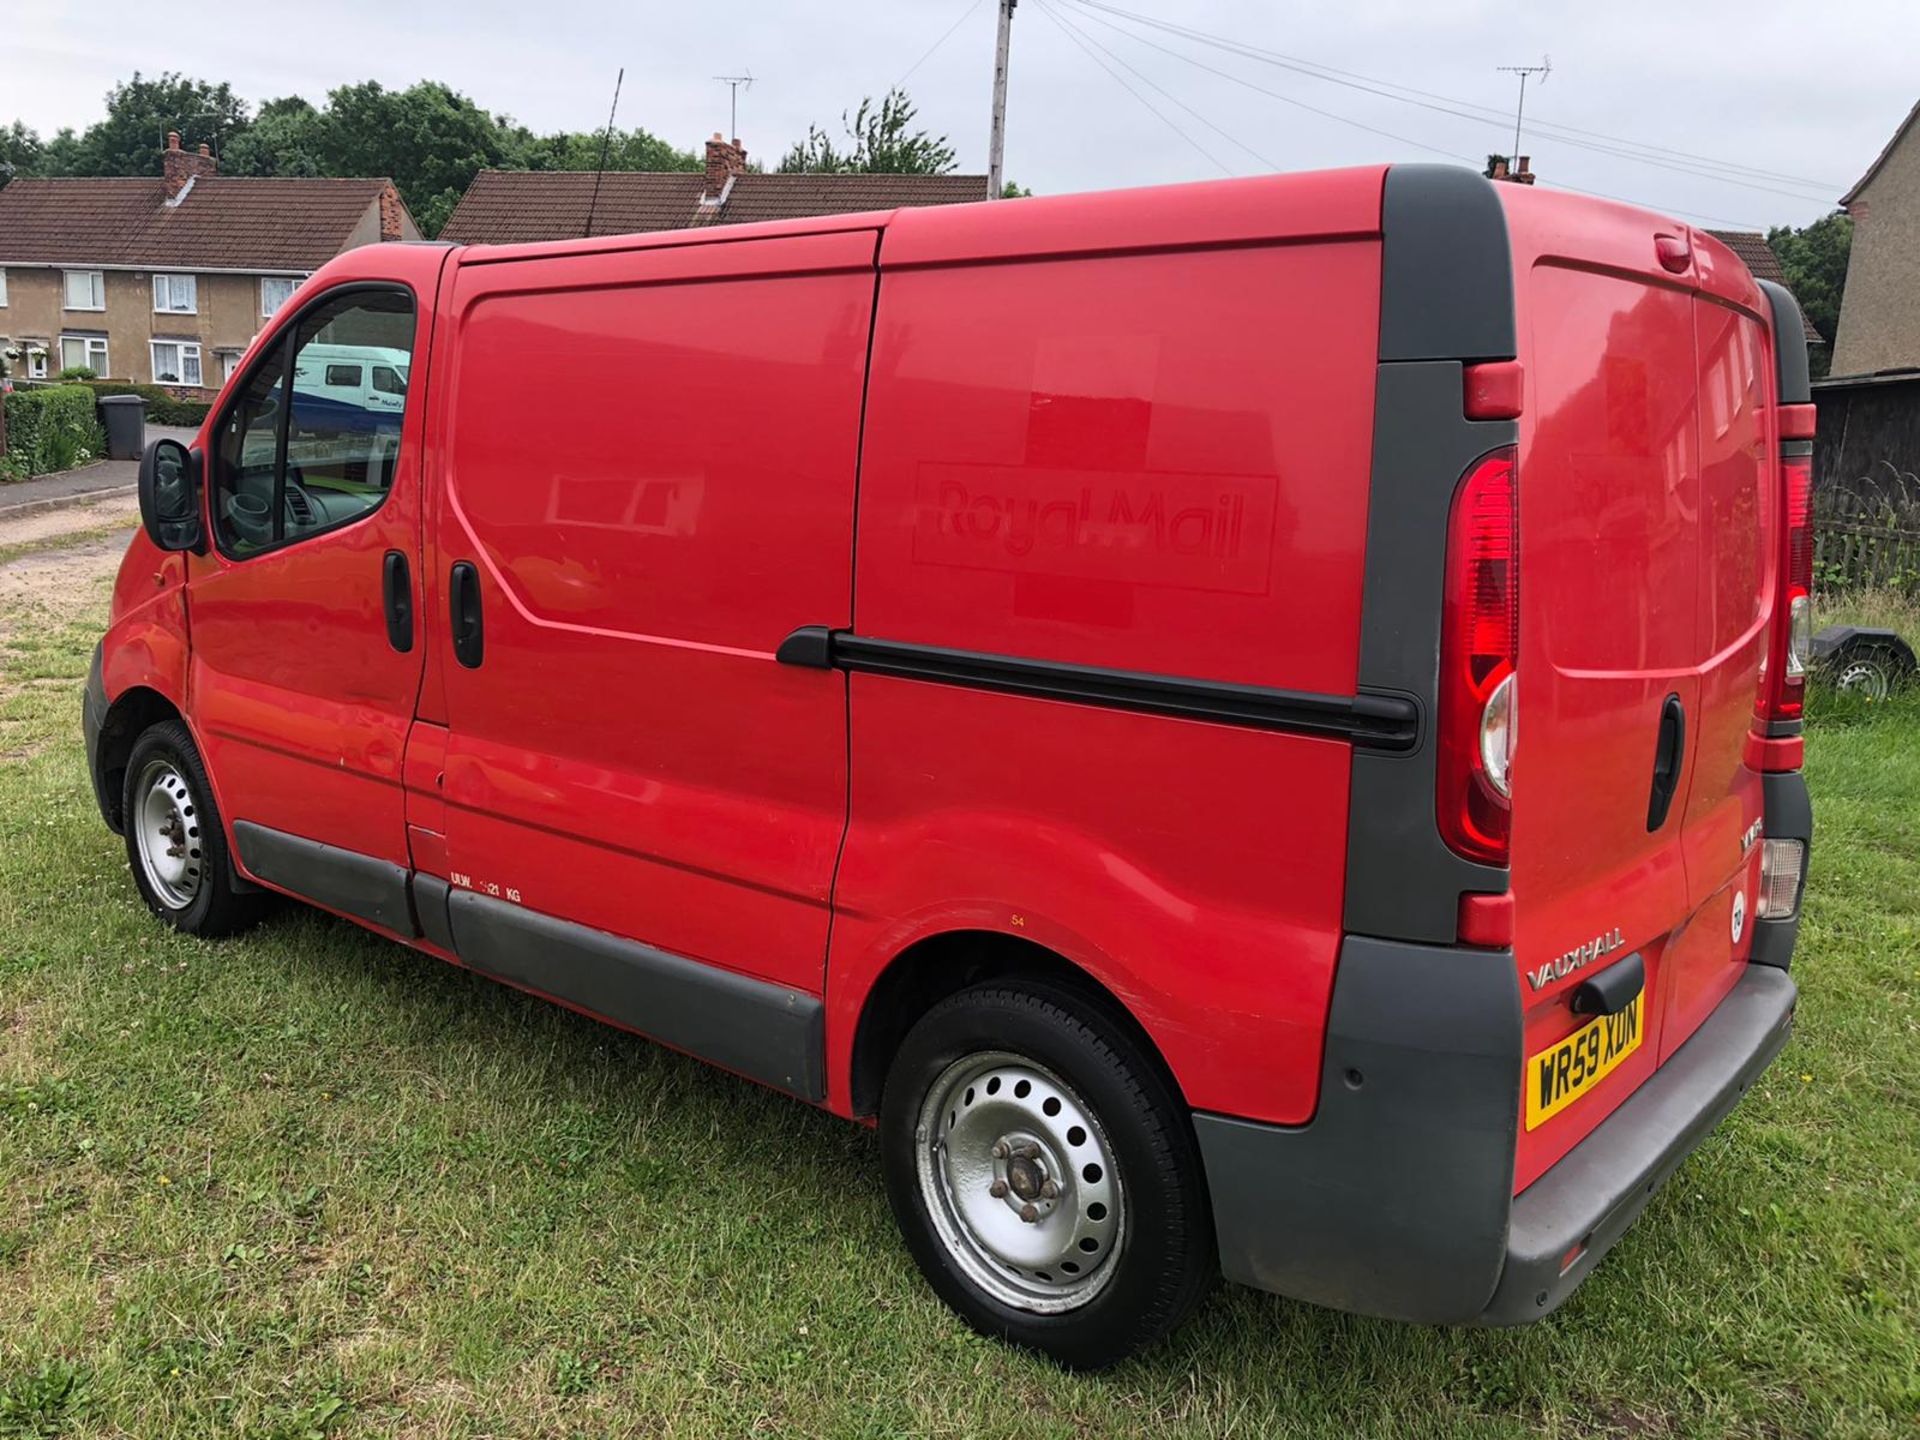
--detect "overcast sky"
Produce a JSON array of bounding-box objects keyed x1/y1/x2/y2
[{"x1": 5, "y1": 1, "x2": 1914, "y2": 229}]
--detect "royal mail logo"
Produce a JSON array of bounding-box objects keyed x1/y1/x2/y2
[{"x1": 912, "y1": 463, "x2": 1276, "y2": 595}]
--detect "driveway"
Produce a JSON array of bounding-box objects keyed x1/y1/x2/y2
[{"x1": 0, "y1": 423, "x2": 200, "y2": 521}]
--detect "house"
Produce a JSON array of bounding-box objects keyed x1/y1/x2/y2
[
  {"x1": 439, "y1": 133, "x2": 990, "y2": 245},
  {"x1": 1830, "y1": 98, "x2": 1920, "y2": 377},
  {"x1": 0, "y1": 132, "x2": 419, "y2": 394}
]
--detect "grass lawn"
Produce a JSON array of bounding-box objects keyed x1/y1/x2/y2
[{"x1": 1, "y1": 573, "x2": 1916, "y2": 1439}]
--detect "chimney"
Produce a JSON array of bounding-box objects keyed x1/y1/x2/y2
[
  {"x1": 162, "y1": 130, "x2": 217, "y2": 203},
  {"x1": 378, "y1": 182, "x2": 405, "y2": 242},
  {"x1": 702, "y1": 132, "x2": 747, "y2": 205},
  {"x1": 1489, "y1": 154, "x2": 1536, "y2": 186}
]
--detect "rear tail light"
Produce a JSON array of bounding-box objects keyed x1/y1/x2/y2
[
  {"x1": 1758, "y1": 838, "x2": 1806, "y2": 920},
  {"x1": 1438, "y1": 447, "x2": 1518, "y2": 865},
  {"x1": 1768, "y1": 452, "x2": 1814, "y2": 721}
]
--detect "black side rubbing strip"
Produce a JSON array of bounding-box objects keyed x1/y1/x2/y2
[
  {"x1": 446, "y1": 889, "x2": 826, "y2": 1103},
  {"x1": 232, "y1": 821, "x2": 417, "y2": 936},
  {"x1": 410, "y1": 872, "x2": 455, "y2": 953},
  {"x1": 778, "y1": 629, "x2": 1419, "y2": 750}
]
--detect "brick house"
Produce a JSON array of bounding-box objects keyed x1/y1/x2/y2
[
  {"x1": 0, "y1": 133, "x2": 419, "y2": 395},
  {"x1": 1830, "y1": 99, "x2": 1920, "y2": 377},
  {"x1": 439, "y1": 133, "x2": 989, "y2": 244}
]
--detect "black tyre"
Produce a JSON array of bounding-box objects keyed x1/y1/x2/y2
[
  {"x1": 1826, "y1": 638, "x2": 1916, "y2": 702},
  {"x1": 121, "y1": 720, "x2": 267, "y2": 937},
  {"x1": 880, "y1": 980, "x2": 1215, "y2": 1369}
]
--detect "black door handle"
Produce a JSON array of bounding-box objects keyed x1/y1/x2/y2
[
  {"x1": 450, "y1": 561, "x2": 484, "y2": 669},
  {"x1": 382, "y1": 550, "x2": 413, "y2": 653},
  {"x1": 1646, "y1": 693, "x2": 1686, "y2": 831}
]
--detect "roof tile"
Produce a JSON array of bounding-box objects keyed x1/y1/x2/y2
[
  {"x1": 439, "y1": 169, "x2": 989, "y2": 245},
  {"x1": 0, "y1": 176, "x2": 394, "y2": 271}
]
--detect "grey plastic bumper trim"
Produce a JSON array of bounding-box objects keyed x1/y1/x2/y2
[
  {"x1": 1478, "y1": 965, "x2": 1796, "y2": 1324},
  {"x1": 232, "y1": 819, "x2": 416, "y2": 936},
  {"x1": 447, "y1": 888, "x2": 826, "y2": 1103}
]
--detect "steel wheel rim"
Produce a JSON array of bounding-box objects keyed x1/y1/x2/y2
[
  {"x1": 1835, "y1": 659, "x2": 1890, "y2": 701},
  {"x1": 133, "y1": 758, "x2": 204, "y2": 910},
  {"x1": 914, "y1": 1049, "x2": 1125, "y2": 1313}
]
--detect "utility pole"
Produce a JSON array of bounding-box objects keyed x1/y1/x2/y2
[
  {"x1": 987, "y1": 0, "x2": 1016, "y2": 199},
  {"x1": 714, "y1": 71, "x2": 754, "y2": 140},
  {"x1": 1496, "y1": 57, "x2": 1550, "y2": 166}
]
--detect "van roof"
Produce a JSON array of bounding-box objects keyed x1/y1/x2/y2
[{"x1": 447, "y1": 166, "x2": 1391, "y2": 271}]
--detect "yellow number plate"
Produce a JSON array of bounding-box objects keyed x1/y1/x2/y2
[{"x1": 1525, "y1": 991, "x2": 1645, "y2": 1130}]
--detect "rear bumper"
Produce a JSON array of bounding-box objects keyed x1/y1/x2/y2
[
  {"x1": 1195, "y1": 939, "x2": 1797, "y2": 1326},
  {"x1": 1475, "y1": 964, "x2": 1795, "y2": 1323}
]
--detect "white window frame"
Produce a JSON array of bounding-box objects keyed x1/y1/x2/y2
[
  {"x1": 220, "y1": 350, "x2": 243, "y2": 383},
  {"x1": 149, "y1": 339, "x2": 203, "y2": 388},
  {"x1": 63, "y1": 270, "x2": 106, "y2": 312},
  {"x1": 260, "y1": 276, "x2": 301, "y2": 319},
  {"x1": 59, "y1": 333, "x2": 109, "y2": 374},
  {"x1": 0, "y1": 268, "x2": 8, "y2": 307},
  {"x1": 153, "y1": 273, "x2": 198, "y2": 315}
]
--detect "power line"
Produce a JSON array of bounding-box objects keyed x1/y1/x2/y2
[
  {"x1": 1050, "y1": 3, "x2": 1486, "y2": 168},
  {"x1": 895, "y1": 0, "x2": 988, "y2": 90},
  {"x1": 1044, "y1": 1, "x2": 1768, "y2": 227},
  {"x1": 1041, "y1": 0, "x2": 1278, "y2": 172},
  {"x1": 1059, "y1": 0, "x2": 1841, "y2": 199},
  {"x1": 1032, "y1": 0, "x2": 1235, "y2": 177}
]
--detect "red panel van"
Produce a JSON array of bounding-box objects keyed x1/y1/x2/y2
[{"x1": 85, "y1": 165, "x2": 1814, "y2": 1368}]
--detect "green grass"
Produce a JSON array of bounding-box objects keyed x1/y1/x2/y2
[{"x1": 1, "y1": 577, "x2": 1916, "y2": 1439}]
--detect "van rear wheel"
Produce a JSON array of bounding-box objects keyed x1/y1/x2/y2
[
  {"x1": 880, "y1": 980, "x2": 1214, "y2": 1369},
  {"x1": 122, "y1": 720, "x2": 267, "y2": 938}
]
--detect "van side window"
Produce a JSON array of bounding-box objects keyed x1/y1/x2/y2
[{"x1": 211, "y1": 288, "x2": 415, "y2": 556}]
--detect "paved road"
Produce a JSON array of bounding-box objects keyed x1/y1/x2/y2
[{"x1": 0, "y1": 425, "x2": 200, "y2": 519}]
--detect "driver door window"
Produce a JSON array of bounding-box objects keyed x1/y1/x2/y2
[{"x1": 213, "y1": 288, "x2": 415, "y2": 556}]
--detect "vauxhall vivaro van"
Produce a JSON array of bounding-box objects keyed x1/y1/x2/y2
[{"x1": 86, "y1": 165, "x2": 1813, "y2": 1366}]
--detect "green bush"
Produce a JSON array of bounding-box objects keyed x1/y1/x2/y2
[
  {"x1": 1, "y1": 385, "x2": 107, "y2": 481},
  {"x1": 78, "y1": 381, "x2": 212, "y2": 428},
  {"x1": 56, "y1": 365, "x2": 98, "y2": 381}
]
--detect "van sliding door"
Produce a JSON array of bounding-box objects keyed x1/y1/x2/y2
[{"x1": 426, "y1": 231, "x2": 875, "y2": 1006}]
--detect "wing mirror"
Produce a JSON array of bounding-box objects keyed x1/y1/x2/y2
[{"x1": 137, "y1": 438, "x2": 204, "y2": 553}]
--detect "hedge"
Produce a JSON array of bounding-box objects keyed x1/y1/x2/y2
[
  {"x1": 0, "y1": 385, "x2": 107, "y2": 482},
  {"x1": 79, "y1": 380, "x2": 212, "y2": 428}
]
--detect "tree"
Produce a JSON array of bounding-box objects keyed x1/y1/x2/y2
[
  {"x1": 0, "y1": 121, "x2": 43, "y2": 186},
  {"x1": 313, "y1": 81, "x2": 518, "y2": 237},
  {"x1": 221, "y1": 96, "x2": 328, "y2": 178},
  {"x1": 778, "y1": 89, "x2": 956, "y2": 175},
  {"x1": 513, "y1": 126, "x2": 700, "y2": 175},
  {"x1": 1767, "y1": 212, "x2": 1852, "y2": 377},
  {"x1": 57, "y1": 72, "x2": 251, "y2": 175}
]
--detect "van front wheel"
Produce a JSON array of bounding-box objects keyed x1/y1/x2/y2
[
  {"x1": 879, "y1": 981, "x2": 1214, "y2": 1369},
  {"x1": 122, "y1": 720, "x2": 266, "y2": 937}
]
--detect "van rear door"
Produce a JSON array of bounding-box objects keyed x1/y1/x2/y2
[
  {"x1": 1666, "y1": 294, "x2": 1774, "y2": 1056},
  {"x1": 1505, "y1": 207, "x2": 1780, "y2": 1189},
  {"x1": 1509, "y1": 259, "x2": 1699, "y2": 1186}
]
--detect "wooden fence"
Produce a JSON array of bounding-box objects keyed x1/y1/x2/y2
[{"x1": 1814, "y1": 474, "x2": 1920, "y2": 595}]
